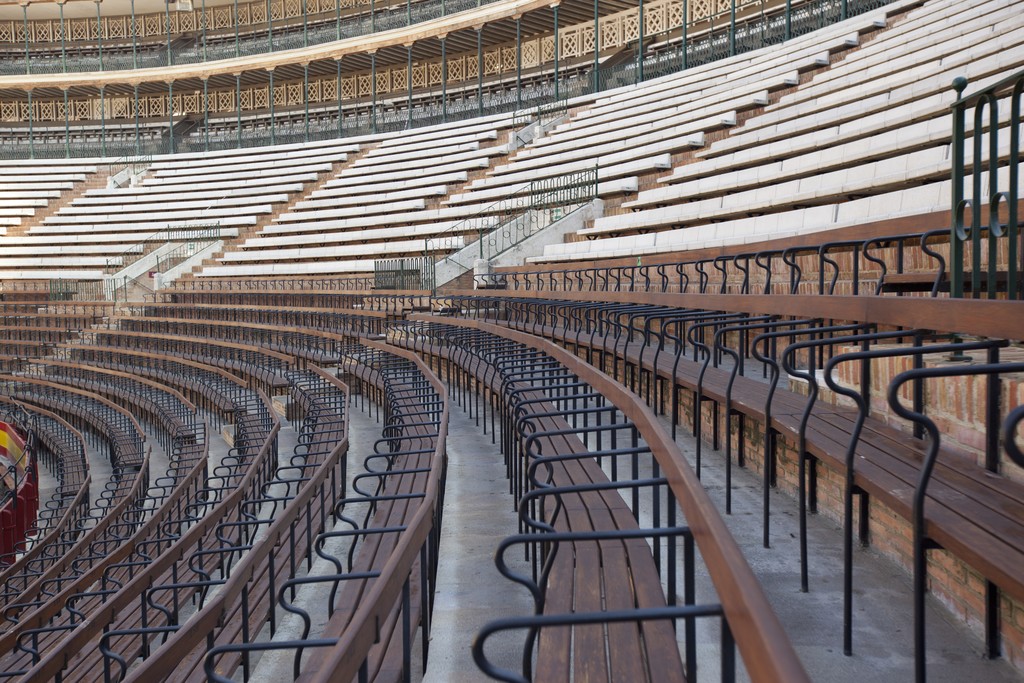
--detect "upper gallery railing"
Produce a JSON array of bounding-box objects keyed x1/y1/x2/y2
[
  {"x1": 950, "y1": 69, "x2": 1023, "y2": 300},
  {"x1": 0, "y1": 0, "x2": 490, "y2": 74},
  {"x1": 0, "y1": 0, "x2": 895, "y2": 158}
]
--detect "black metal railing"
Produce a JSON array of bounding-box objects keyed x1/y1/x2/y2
[{"x1": 949, "y1": 69, "x2": 1023, "y2": 299}]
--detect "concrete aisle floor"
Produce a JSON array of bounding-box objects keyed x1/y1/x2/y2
[
  {"x1": 421, "y1": 389, "x2": 1022, "y2": 682},
  {"x1": 422, "y1": 391, "x2": 534, "y2": 683},
  {"x1": 657, "y1": 409, "x2": 1022, "y2": 683}
]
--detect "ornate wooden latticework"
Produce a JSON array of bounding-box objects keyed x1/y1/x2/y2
[{"x1": 0, "y1": 0, "x2": 769, "y2": 124}]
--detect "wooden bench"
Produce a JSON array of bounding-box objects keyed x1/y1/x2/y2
[
  {"x1": 394, "y1": 324, "x2": 688, "y2": 682},
  {"x1": 458, "y1": 292, "x2": 1024, "y2": 671}
]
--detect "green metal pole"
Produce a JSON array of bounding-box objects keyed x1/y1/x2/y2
[
  {"x1": 441, "y1": 36, "x2": 448, "y2": 122},
  {"x1": 407, "y1": 0, "x2": 411, "y2": 26},
  {"x1": 201, "y1": 0, "x2": 207, "y2": 61},
  {"x1": 234, "y1": 0, "x2": 240, "y2": 57},
  {"x1": 637, "y1": 0, "x2": 644, "y2": 83},
  {"x1": 26, "y1": 90, "x2": 33, "y2": 159},
  {"x1": 22, "y1": 4, "x2": 30, "y2": 76},
  {"x1": 336, "y1": 0, "x2": 341, "y2": 39},
  {"x1": 553, "y1": 4, "x2": 560, "y2": 101},
  {"x1": 130, "y1": 0, "x2": 137, "y2": 68},
  {"x1": 337, "y1": 58, "x2": 343, "y2": 136},
  {"x1": 515, "y1": 17, "x2": 521, "y2": 110},
  {"x1": 841, "y1": 0, "x2": 848, "y2": 20},
  {"x1": 268, "y1": 70, "x2": 275, "y2": 145},
  {"x1": 203, "y1": 78, "x2": 209, "y2": 151},
  {"x1": 371, "y1": 0, "x2": 376, "y2": 32},
  {"x1": 266, "y1": 0, "x2": 273, "y2": 51},
  {"x1": 236, "y1": 74, "x2": 243, "y2": 148},
  {"x1": 167, "y1": 81, "x2": 174, "y2": 153},
  {"x1": 371, "y1": 52, "x2": 377, "y2": 133},
  {"x1": 682, "y1": 0, "x2": 687, "y2": 69},
  {"x1": 96, "y1": 0, "x2": 103, "y2": 70},
  {"x1": 63, "y1": 89, "x2": 70, "y2": 158},
  {"x1": 729, "y1": 0, "x2": 735, "y2": 56},
  {"x1": 303, "y1": 0, "x2": 308, "y2": 47},
  {"x1": 477, "y1": 28, "x2": 484, "y2": 117},
  {"x1": 59, "y1": 1, "x2": 67, "y2": 72},
  {"x1": 134, "y1": 84, "x2": 140, "y2": 155},
  {"x1": 99, "y1": 85, "x2": 106, "y2": 157},
  {"x1": 593, "y1": 0, "x2": 599, "y2": 93},
  {"x1": 785, "y1": 0, "x2": 791, "y2": 41},
  {"x1": 304, "y1": 63, "x2": 310, "y2": 141},
  {"x1": 165, "y1": 0, "x2": 172, "y2": 65},
  {"x1": 407, "y1": 45, "x2": 414, "y2": 127}
]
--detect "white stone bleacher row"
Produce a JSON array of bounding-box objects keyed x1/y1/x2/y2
[
  {"x1": 0, "y1": 143, "x2": 363, "y2": 280},
  {"x1": 0, "y1": 163, "x2": 98, "y2": 227},
  {"x1": 443, "y1": 7, "x2": 901, "y2": 209},
  {"x1": 534, "y1": 165, "x2": 1011, "y2": 263},
  {"x1": 0, "y1": 144, "x2": 360, "y2": 280},
  {"x1": 200, "y1": 121, "x2": 516, "y2": 277},
  {"x1": 590, "y1": 0, "x2": 1022, "y2": 229},
  {"x1": 202, "y1": 113, "x2": 614, "y2": 277},
  {"x1": 704, "y1": 0, "x2": 1017, "y2": 151},
  {"x1": 534, "y1": 0, "x2": 1023, "y2": 262}
]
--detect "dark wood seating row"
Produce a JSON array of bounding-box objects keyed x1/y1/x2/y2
[
  {"x1": 0, "y1": 401, "x2": 90, "y2": 576},
  {"x1": 285, "y1": 344, "x2": 444, "y2": 683},
  {"x1": 402, "y1": 323, "x2": 691, "y2": 681},
  {"x1": 87, "y1": 328, "x2": 294, "y2": 392},
  {"x1": 45, "y1": 411, "x2": 284, "y2": 681},
  {"x1": 65, "y1": 346, "x2": 250, "y2": 426},
  {"x1": 0, "y1": 369, "x2": 207, "y2": 676},
  {"x1": 0, "y1": 380, "x2": 149, "y2": 640},
  {"x1": 117, "y1": 316, "x2": 359, "y2": 367},
  {"x1": 112, "y1": 369, "x2": 348, "y2": 683},
  {"x1": 161, "y1": 287, "x2": 430, "y2": 315},
  {"x1": 19, "y1": 384, "x2": 279, "y2": 682},
  {"x1": 390, "y1": 320, "x2": 781, "y2": 683},
  {"x1": 443, "y1": 290, "x2": 1024, "y2": 677}
]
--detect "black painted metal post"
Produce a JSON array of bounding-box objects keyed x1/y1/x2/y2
[
  {"x1": 950, "y1": 77, "x2": 968, "y2": 298},
  {"x1": 785, "y1": 0, "x2": 791, "y2": 40}
]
